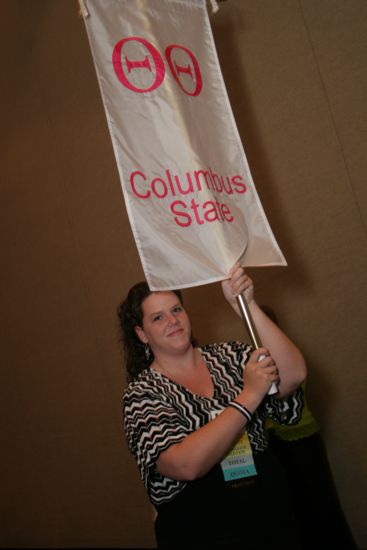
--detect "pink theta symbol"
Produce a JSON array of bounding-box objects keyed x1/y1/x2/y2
[
  {"x1": 165, "y1": 44, "x2": 203, "y2": 96},
  {"x1": 112, "y1": 36, "x2": 165, "y2": 93}
]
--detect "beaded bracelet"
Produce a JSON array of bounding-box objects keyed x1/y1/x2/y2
[{"x1": 229, "y1": 400, "x2": 253, "y2": 423}]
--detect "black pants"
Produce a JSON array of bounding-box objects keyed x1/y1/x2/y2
[
  {"x1": 269, "y1": 432, "x2": 357, "y2": 550},
  {"x1": 155, "y1": 449, "x2": 302, "y2": 550}
]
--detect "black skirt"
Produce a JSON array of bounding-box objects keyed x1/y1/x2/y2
[{"x1": 154, "y1": 448, "x2": 302, "y2": 550}]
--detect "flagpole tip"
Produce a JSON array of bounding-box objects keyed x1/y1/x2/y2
[{"x1": 78, "y1": 0, "x2": 89, "y2": 18}]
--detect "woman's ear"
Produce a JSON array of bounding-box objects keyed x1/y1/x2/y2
[{"x1": 135, "y1": 325, "x2": 148, "y2": 344}]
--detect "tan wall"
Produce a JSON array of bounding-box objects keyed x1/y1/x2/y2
[{"x1": 1, "y1": 0, "x2": 366, "y2": 547}]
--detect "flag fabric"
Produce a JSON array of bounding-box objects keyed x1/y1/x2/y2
[{"x1": 82, "y1": 0, "x2": 286, "y2": 290}]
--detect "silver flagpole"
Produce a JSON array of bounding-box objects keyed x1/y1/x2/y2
[{"x1": 236, "y1": 294, "x2": 278, "y2": 396}]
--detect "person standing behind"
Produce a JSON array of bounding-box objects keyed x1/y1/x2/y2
[
  {"x1": 261, "y1": 305, "x2": 358, "y2": 550},
  {"x1": 118, "y1": 265, "x2": 307, "y2": 549}
]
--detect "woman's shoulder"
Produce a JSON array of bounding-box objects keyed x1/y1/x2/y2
[{"x1": 122, "y1": 368, "x2": 158, "y2": 400}]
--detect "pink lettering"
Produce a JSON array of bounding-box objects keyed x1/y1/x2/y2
[
  {"x1": 151, "y1": 177, "x2": 168, "y2": 199},
  {"x1": 165, "y1": 44, "x2": 203, "y2": 96},
  {"x1": 170, "y1": 200, "x2": 192, "y2": 227},
  {"x1": 112, "y1": 36, "x2": 165, "y2": 93},
  {"x1": 130, "y1": 171, "x2": 150, "y2": 199},
  {"x1": 231, "y1": 175, "x2": 247, "y2": 194}
]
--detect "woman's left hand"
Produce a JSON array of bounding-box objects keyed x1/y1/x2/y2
[{"x1": 221, "y1": 263, "x2": 254, "y2": 307}]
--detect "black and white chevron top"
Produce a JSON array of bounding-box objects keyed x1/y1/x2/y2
[{"x1": 122, "y1": 341, "x2": 303, "y2": 506}]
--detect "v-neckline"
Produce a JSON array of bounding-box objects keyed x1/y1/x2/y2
[{"x1": 150, "y1": 349, "x2": 215, "y2": 399}]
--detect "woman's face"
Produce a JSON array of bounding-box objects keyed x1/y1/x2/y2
[{"x1": 135, "y1": 291, "x2": 192, "y2": 357}]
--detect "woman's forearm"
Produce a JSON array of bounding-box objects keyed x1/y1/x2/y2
[
  {"x1": 156, "y1": 402, "x2": 250, "y2": 481},
  {"x1": 248, "y1": 300, "x2": 307, "y2": 396}
]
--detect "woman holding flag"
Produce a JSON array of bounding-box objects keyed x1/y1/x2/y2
[{"x1": 118, "y1": 264, "x2": 307, "y2": 549}]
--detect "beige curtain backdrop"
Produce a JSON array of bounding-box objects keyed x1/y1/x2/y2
[{"x1": 1, "y1": 0, "x2": 366, "y2": 548}]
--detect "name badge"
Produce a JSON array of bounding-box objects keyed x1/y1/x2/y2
[{"x1": 220, "y1": 431, "x2": 257, "y2": 482}]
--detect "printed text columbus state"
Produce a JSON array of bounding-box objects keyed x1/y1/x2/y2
[{"x1": 129, "y1": 167, "x2": 248, "y2": 227}]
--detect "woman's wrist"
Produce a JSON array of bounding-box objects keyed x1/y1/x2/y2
[
  {"x1": 228, "y1": 400, "x2": 253, "y2": 423},
  {"x1": 235, "y1": 390, "x2": 260, "y2": 415}
]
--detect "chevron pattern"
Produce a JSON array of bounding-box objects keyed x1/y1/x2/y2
[{"x1": 123, "y1": 341, "x2": 303, "y2": 505}]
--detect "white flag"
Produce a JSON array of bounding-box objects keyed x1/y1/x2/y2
[{"x1": 82, "y1": 0, "x2": 286, "y2": 290}]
